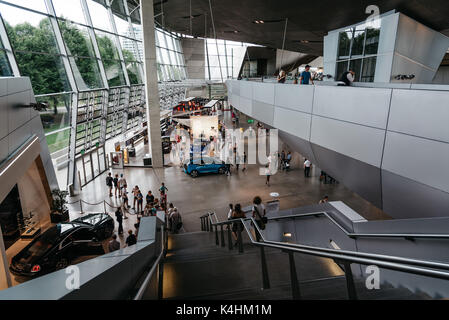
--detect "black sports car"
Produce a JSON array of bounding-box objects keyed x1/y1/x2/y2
[{"x1": 10, "y1": 213, "x2": 114, "y2": 278}]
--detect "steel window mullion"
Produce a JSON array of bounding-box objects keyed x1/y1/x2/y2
[
  {"x1": 0, "y1": 14, "x2": 19, "y2": 76},
  {"x1": 123, "y1": 0, "x2": 145, "y2": 81},
  {"x1": 45, "y1": 0, "x2": 82, "y2": 191},
  {"x1": 81, "y1": 0, "x2": 108, "y2": 89},
  {"x1": 81, "y1": 0, "x2": 110, "y2": 148},
  {"x1": 106, "y1": 0, "x2": 130, "y2": 86}
]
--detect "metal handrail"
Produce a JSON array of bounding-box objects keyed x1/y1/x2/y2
[
  {"x1": 201, "y1": 212, "x2": 449, "y2": 299},
  {"x1": 243, "y1": 222, "x2": 449, "y2": 281},
  {"x1": 134, "y1": 224, "x2": 166, "y2": 300},
  {"x1": 202, "y1": 210, "x2": 449, "y2": 240},
  {"x1": 248, "y1": 217, "x2": 449, "y2": 272},
  {"x1": 266, "y1": 211, "x2": 449, "y2": 240},
  {"x1": 202, "y1": 213, "x2": 449, "y2": 279}
]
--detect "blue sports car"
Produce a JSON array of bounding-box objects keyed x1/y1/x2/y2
[{"x1": 183, "y1": 157, "x2": 227, "y2": 178}]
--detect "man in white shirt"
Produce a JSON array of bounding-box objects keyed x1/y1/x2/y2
[
  {"x1": 118, "y1": 174, "x2": 127, "y2": 196},
  {"x1": 304, "y1": 159, "x2": 312, "y2": 178}
]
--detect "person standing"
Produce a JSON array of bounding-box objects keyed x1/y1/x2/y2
[
  {"x1": 277, "y1": 70, "x2": 286, "y2": 83},
  {"x1": 136, "y1": 190, "x2": 144, "y2": 214},
  {"x1": 121, "y1": 184, "x2": 129, "y2": 219},
  {"x1": 146, "y1": 190, "x2": 155, "y2": 206},
  {"x1": 299, "y1": 65, "x2": 314, "y2": 85},
  {"x1": 108, "y1": 234, "x2": 120, "y2": 252},
  {"x1": 231, "y1": 204, "x2": 246, "y2": 244},
  {"x1": 125, "y1": 230, "x2": 137, "y2": 247},
  {"x1": 225, "y1": 157, "x2": 232, "y2": 176},
  {"x1": 169, "y1": 208, "x2": 182, "y2": 234},
  {"x1": 304, "y1": 159, "x2": 312, "y2": 177},
  {"x1": 113, "y1": 174, "x2": 119, "y2": 198},
  {"x1": 242, "y1": 152, "x2": 247, "y2": 172},
  {"x1": 286, "y1": 152, "x2": 292, "y2": 171},
  {"x1": 115, "y1": 209, "x2": 123, "y2": 235},
  {"x1": 265, "y1": 164, "x2": 271, "y2": 186},
  {"x1": 118, "y1": 174, "x2": 127, "y2": 197},
  {"x1": 252, "y1": 196, "x2": 267, "y2": 236},
  {"x1": 159, "y1": 183, "x2": 168, "y2": 208},
  {"x1": 235, "y1": 153, "x2": 241, "y2": 172},
  {"x1": 106, "y1": 173, "x2": 113, "y2": 197},
  {"x1": 132, "y1": 185, "x2": 140, "y2": 210}
]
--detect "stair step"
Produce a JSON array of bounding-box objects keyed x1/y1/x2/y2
[{"x1": 156, "y1": 232, "x2": 430, "y2": 300}]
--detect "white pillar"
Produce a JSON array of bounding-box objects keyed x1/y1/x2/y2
[{"x1": 141, "y1": 0, "x2": 163, "y2": 168}]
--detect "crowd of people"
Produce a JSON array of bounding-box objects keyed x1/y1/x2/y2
[
  {"x1": 277, "y1": 65, "x2": 355, "y2": 86},
  {"x1": 105, "y1": 176, "x2": 183, "y2": 253}
]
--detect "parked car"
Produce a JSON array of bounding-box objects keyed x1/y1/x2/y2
[
  {"x1": 183, "y1": 157, "x2": 226, "y2": 178},
  {"x1": 9, "y1": 213, "x2": 114, "y2": 278}
]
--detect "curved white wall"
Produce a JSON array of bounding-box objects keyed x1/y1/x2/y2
[{"x1": 227, "y1": 80, "x2": 449, "y2": 219}]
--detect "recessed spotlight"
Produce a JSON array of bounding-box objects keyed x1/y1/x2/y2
[{"x1": 283, "y1": 232, "x2": 292, "y2": 238}]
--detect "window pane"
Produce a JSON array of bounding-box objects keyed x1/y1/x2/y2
[
  {"x1": 69, "y1": 56, "x2": 103, "y2": 89},
  {"x1": 1, "y1": 0, "x2": 47, "y2": 13},
  {"x1": 365, "y1": 27, "x2": 380, "y2": 55},
  {"x1": 15, "y1": 52, "x2": 70, "y2": 94},
  {"x1": 2, "y1": 7, "x2": 60, "y2": 55},
  {"x1": 160, "y1": 48, "x2": 170, "y2": 65},
  {"x1": 121, "y1": 37, "x2": 141, "y2": 61},
  {"x1": 95, "y1": 30, "x2": 121, "y2": 60},
  {"x1": 133, "y1": 24, "x2": 143, "y2": 41},
  {"x1": 36, "y1": 94, "x2": 71, "y2": 132},
  {"x1": 53, "y1": 0, "x2": 86, "y2": 25},
  {"x1": 351, "y1": 29, "x2": 365, "y2": 56},
  {"x1": 113, "y1": 14, "x2": 130, "y2": 37},
  {"x1": 0, "y1": 50, "x2": 12, "y2": 76},
  {"x1": 349, "y1": 59, "x2": 362, "y2": 82},
  {"x1": 86, "y1": 0, "x2": 112, "y2": 32},
  {"x1": 338, "y1": 30, "x2": 352, "y2": 58},
  {"x1": 103, "y1": 60, "x2": 126, "y2": 87},
  {"x1": 59, "y1": 21, "x2": 96, "y2": 58},
  {"x1": 128, "y1": 2, "x2": 141, "y2": 24},
  {"x1": 361, "y1": 56, "x2": 377, "y2": 82},
  {"x1": 335, "y1": 61, "x2": 348, "y2": 80},
  {"x1": 44, "y1": 129, "x2": 70, "y2": 154},
  {"x1": 111, "y1": 0, "x2": 127, "y2": 19},
  {"x1": 126, "y1": 62, "x2": 142, "y2": 84}
]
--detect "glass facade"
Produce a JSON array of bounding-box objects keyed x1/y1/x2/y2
[
  {"x1": 155, "y1": 28, "x2": 186, "y2": 81},
  {"x1": 205, "y1": 39, "x2": 250, "y2": 80},
  {"x1": 336, "y1": 24, "x2": 380, "y2": 82},
  {"x1": 0, "y1": 0, "x2": 188, "y2": 189}
]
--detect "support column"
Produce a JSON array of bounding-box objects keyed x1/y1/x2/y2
[{"x1": 141, "y1": 0, "x2": 163, "y2": 168}]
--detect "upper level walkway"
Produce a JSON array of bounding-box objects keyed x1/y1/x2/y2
[{"x1": 227, "y1": 79, "x2": 449, "y2": 220}]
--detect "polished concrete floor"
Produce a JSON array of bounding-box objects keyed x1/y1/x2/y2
[{"x1": 67, "y1": 111, "x2": 390, "y2": 241}]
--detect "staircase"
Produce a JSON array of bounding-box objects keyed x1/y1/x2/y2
[{"x1": 148, "y1": 231, "x2": 430, "y2": 300}]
